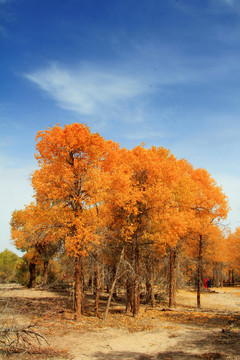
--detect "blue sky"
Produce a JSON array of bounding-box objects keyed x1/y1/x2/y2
[{"x1": 1, "y1": 0, "x2": 240, "y2": 254}]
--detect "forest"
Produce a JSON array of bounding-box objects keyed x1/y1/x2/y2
[
  {"x1": 2, "y1": 123, "x2": 240, "y2": 359},
  {"x1": 0, "y1": 123, "x2": 240, "y2": 359}
]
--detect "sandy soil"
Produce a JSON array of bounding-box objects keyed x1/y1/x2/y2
[{"x1": 1, "y1": 285, "x2": 240, "y2": 360}]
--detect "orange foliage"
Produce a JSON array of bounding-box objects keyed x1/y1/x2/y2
[
  {"x1": 31, "y1": 123, "x2": 118, "y2": 257},
  {"x1": 226, "y1": 227, "x2": 240, "y2": 270},
  {"x1": 10, "y1": 123, "x2": 231, "y2": 301}
]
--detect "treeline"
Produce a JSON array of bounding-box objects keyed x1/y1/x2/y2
[
  {"x1": 0, "y1": 249, "x2": 73, "y2": 287},
  {"x1": 10, "y1": 123, "x2": 239, "y2": 320},
  {"x1": 0, "y1": 249, "x2": 23, "y2": 284}
]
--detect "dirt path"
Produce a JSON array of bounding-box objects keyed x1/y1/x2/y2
[
  {"x1": 1, "y1": 285, "x2": 240, "y2": 360},
  {"x1": 54, "y1": 324, "x2": 216, "y2": 360},
  {"x1": 177, "y1": 287, "x2": 240, "y2": 312},
  {"x1": 49, "y1": 287, "x2": 240, "y2": 359}
]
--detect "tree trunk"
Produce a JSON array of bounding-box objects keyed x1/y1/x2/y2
[
  {"x1": 103, "y1": 247, "x2": 124, "y2": 320},
  {"x1": 74, "y1": 256, "x2": 84, "y2": 321},
  {"x1": 106, "y1": 267, "x2": 110, "y2": 293},
  {"x1": 95, "y1": 255, "x2": 100, "y2": 317},
  {"x1": 213, "y1": 262, "x2": 217, "y2": 287},
  {"x1": 169, "y1": 247, "x2": 177, "y2": 308},
  {"x1": 220, "y1": 263, "x2": 223, "y2": 287},
  {"x1": 28, "y1": 259, "x2": 36, "y2": 288},
  {"x1": 126, "y1": 279, "x2": 133, "y2": 314},
  {"x1": 197, "y1": 234, "x2": 203, "y2": 308},
  {"x1": 91, "y1": 272, "x2": 94, "y2": 294},
  {"x1": 212, "y1": 262, "x2": 216, "y2": 287},
  {"x1": 126, "y1": 244, "x2": 133, "y2": 314},
  {"x1": 42, "y1": 260, "x2": 49, "y2": 285},
  {"x1": 132, "y1": 243, "x2": 140, "y2": 316},
  {"x1": 101, "y1": 264, "x2": 105, "y2": 293},
  {"x1": 213, "y1": 262, "x2": 223, "y2": 287},
  {"x1": 146, "y1": 278, "x2": 155, "y2": 307},
  {"x1": 145, "y1": 254, "x2": 155, "y2": 306}
]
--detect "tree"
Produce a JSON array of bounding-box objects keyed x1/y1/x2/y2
[
  {"x1": 105, "y1": 146, "x2": 196, "y2": 314},
  {"x1": 187, "y1": 168, "x2": 229, "y2": 308},
  {"x1": 31, "y1": 123, "x2": 118, "y2": 320},
  {"x1": 0, "y1": 250, "x2": 21, "y2": 283},
  {"x1": 9, "y1": 122, "x2": 230, "y2": 317},
  {"x1": 11, "y1": 202, "x2": 63, "y2": 287},
  {"x1": 226, "y1": 227, "x2": 240, "y2": 283}
]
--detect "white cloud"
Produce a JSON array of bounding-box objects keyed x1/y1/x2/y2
[
  {"x1": 220, "y1": 0, "x2": 234, "y2": 5},
  {"x1": 211, "y1": 0, "x2": 240, "y2": 12},
  {"x1": 24, "y1": 42, "x2": 240, "y2": 124},
  {"x1": 25, "y1": 63, "x2": 152, "y2": 116},
  {"x1": 125, "y1": 131, "x2": 165, "y2": 140},
  {"x1": 24, "y1": 54, "x2": 225, "y2": 129}
]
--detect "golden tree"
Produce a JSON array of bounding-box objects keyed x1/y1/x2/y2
[
  {"x1": 11, "y1": 202, "x2": 64, "y2": 287},
  {"x1": 187, "y1": 168, "x2": 229, "y2": 308},
  {"x1": 31, "y1": 123, "x2": 117, "y2": 320}
]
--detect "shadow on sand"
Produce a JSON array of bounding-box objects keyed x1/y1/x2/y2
[{"x1": 91, "y1": 350, "x2": 226, "y2": 360}]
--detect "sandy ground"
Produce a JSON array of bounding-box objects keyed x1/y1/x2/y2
[
  {"x1": 50, "y1": 287, "x2": 240, "y2": 360},
  {"x1": 1, "y1": 285, "x2": 240, "y2": 360},
  {"x1": 54, "y1": 324, "x2": 216, "y2": 360},
  {"x1": 177, "y1": 287, "x2": 240, "y2": 312}
]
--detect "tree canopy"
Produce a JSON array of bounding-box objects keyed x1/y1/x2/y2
[{"x1": 10, "y1": 123, "x2": 231, "y2": 318}]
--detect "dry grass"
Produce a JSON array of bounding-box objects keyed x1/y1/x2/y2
[{"x1": 1, "y1": 286, "x2": 240, "y2": 359}]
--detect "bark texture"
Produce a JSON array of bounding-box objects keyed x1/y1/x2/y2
[{"x1": 74, "y1": 256, "x2": 84, "y2": 321}]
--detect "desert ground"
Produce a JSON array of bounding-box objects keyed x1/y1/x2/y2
[{"x1": 1, "y1": 284, "x2": 240, "y2": 360}]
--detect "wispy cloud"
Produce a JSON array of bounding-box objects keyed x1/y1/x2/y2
[
  {"x1": 125, "y1": 131, "x2": 165, "y2": 140},
  {"x1": 211, "y1": 0, "x2": 240, "y2": 12},
  {"x1": 22, "y1": 55, "x2": 216, "y2": 127},
  {"x1": 25, "y1": 63, "x2": 153, "y2": 116},
  {"x1": 220, "y1": 0, "x2": 234, "y2": 5},
  {"x1": 24, "y1": 40, "x2": 240, "y2": 137}
]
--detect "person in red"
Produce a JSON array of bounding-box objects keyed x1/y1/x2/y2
[{"x1": 204, "y1": 277, "x2": 209, "y2": 289}]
